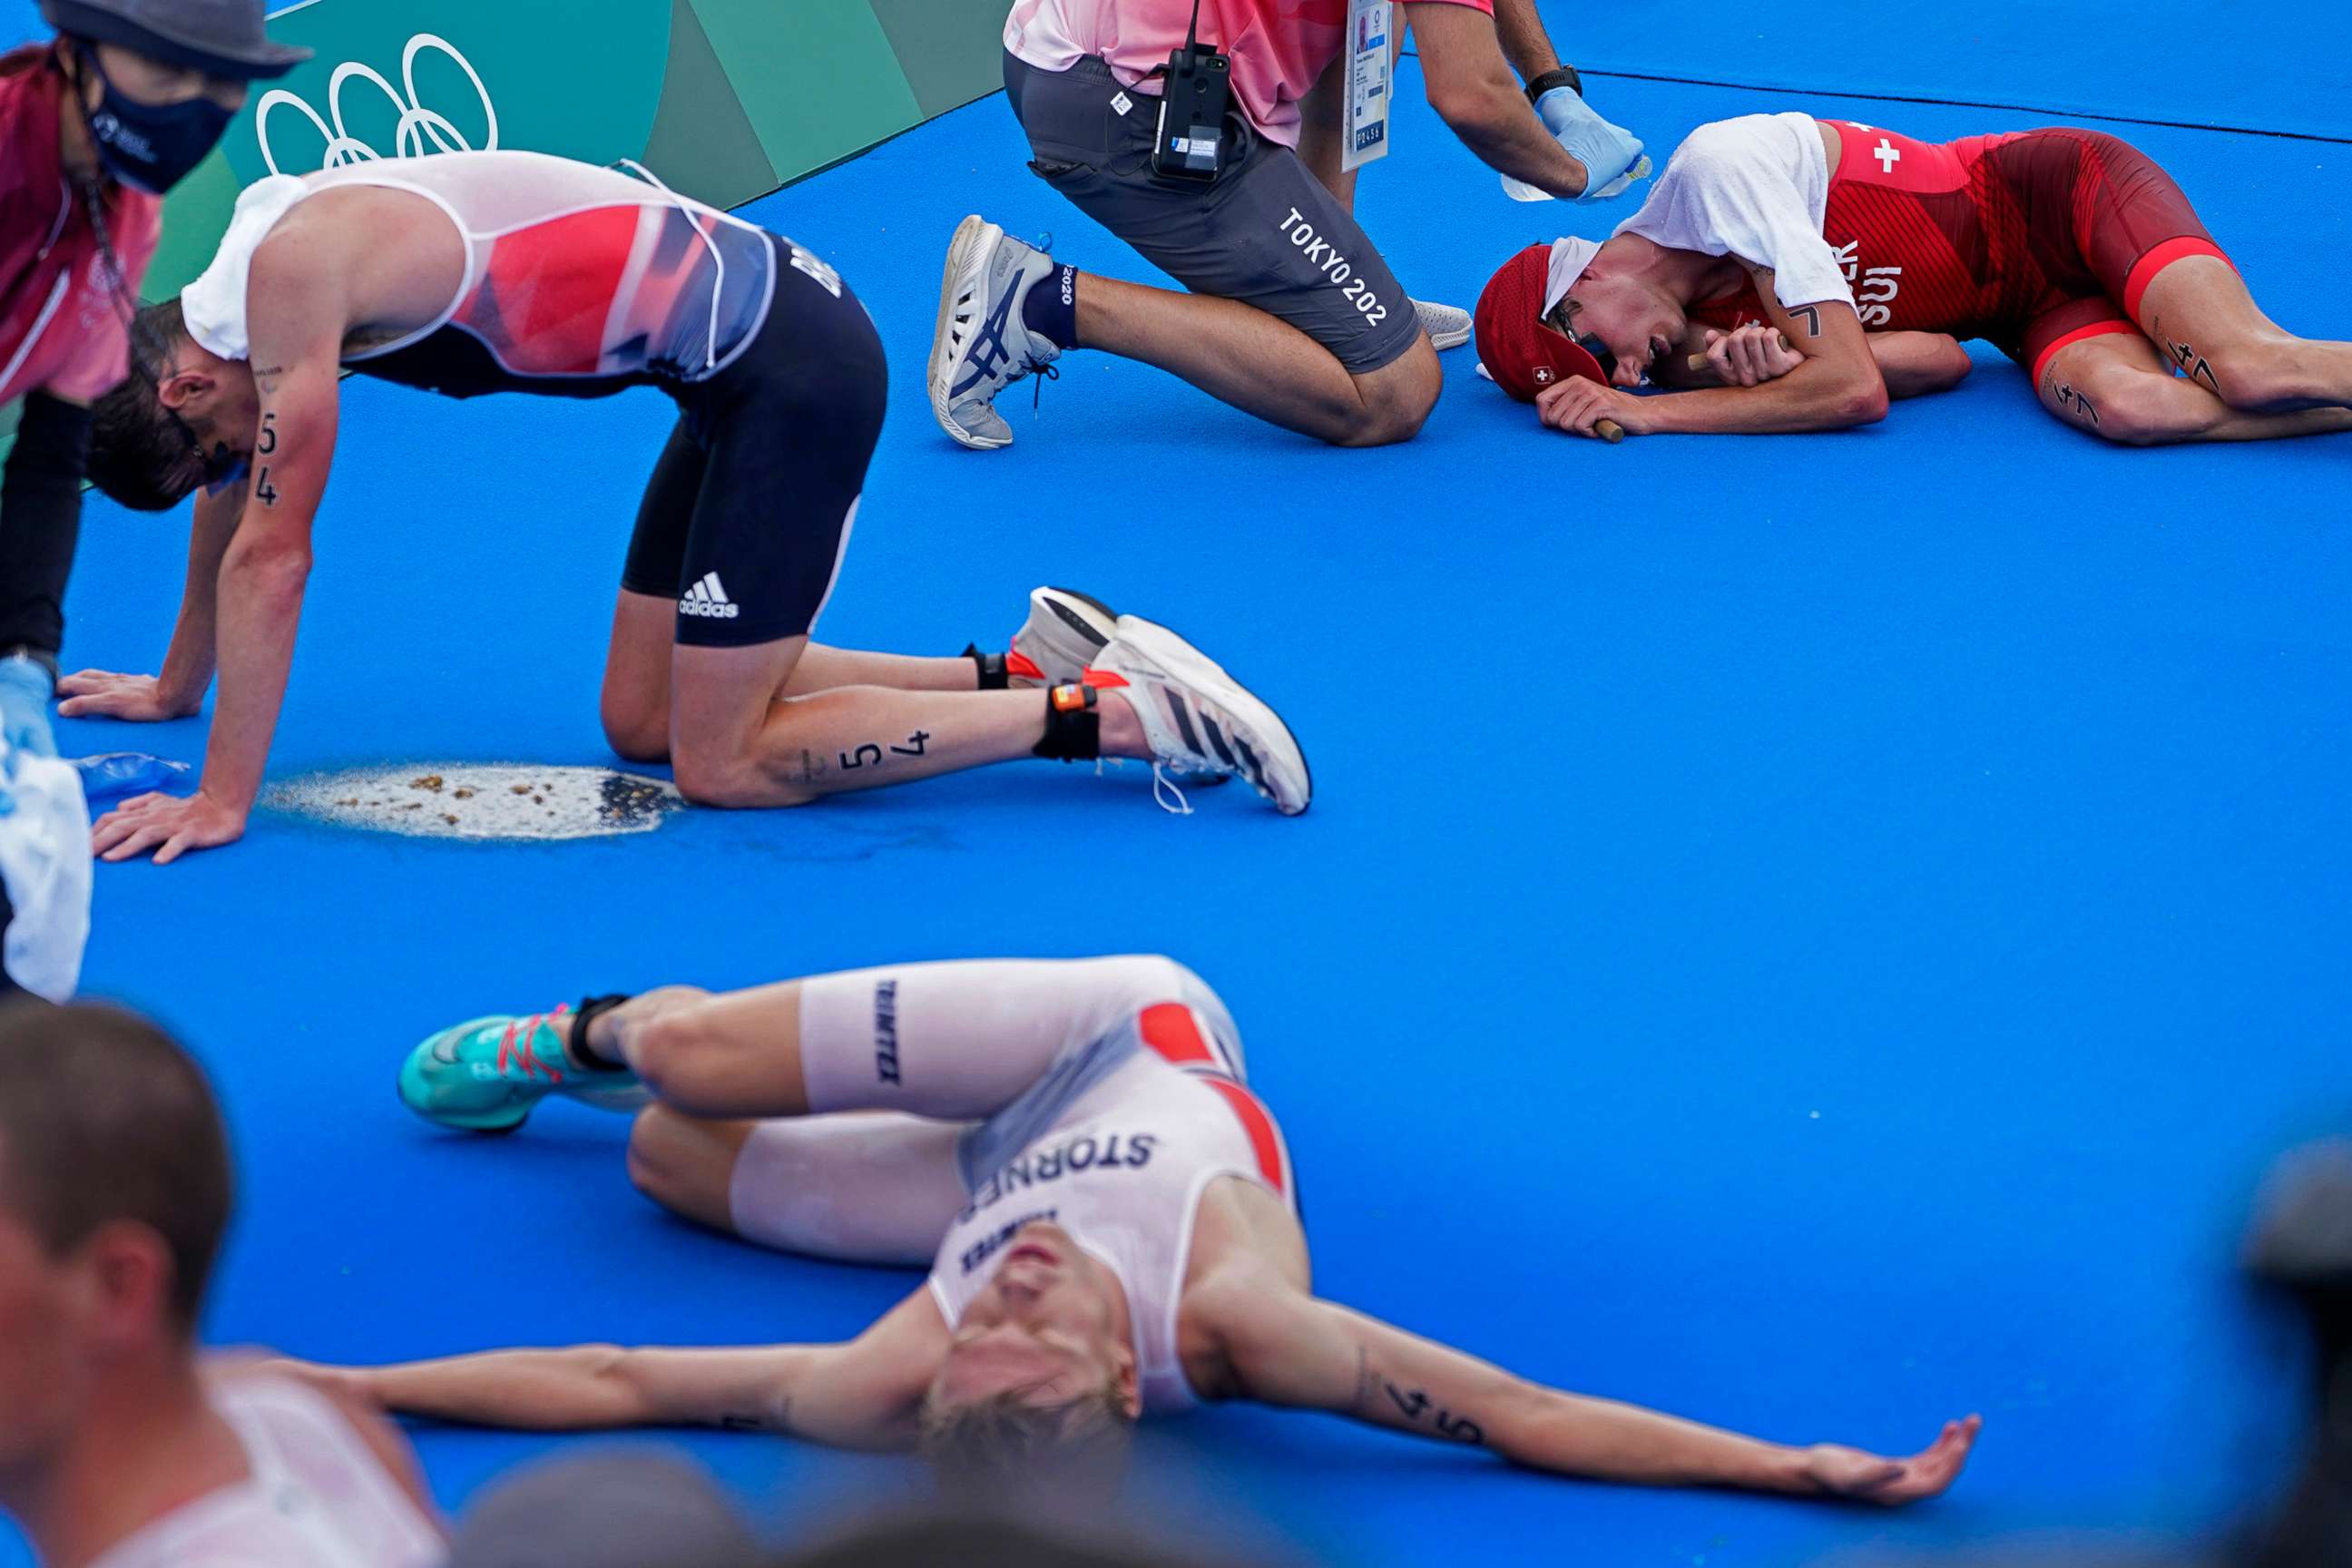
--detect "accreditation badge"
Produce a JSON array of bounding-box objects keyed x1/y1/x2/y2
[{"x1": 1341, "y1": 0, "x2": 1392, "y2": 173}]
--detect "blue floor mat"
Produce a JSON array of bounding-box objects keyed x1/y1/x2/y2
[
  {"x1": 9, "y1": 11, "x2": 2352, "y2": 1568},
  {"x1": 1583, "y1": 0, "x2": 2352, "y2": 143}
]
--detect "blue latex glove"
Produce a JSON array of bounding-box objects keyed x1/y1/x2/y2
[
  {"x1": 74, "y1": 751, "x2": 196, "y2": 808},
  {"x1": 0, "y1": 654, "x2": 57, "y2": 778},
  {"x1": 1520, "y1": 84, "x2": 1647, "y2": 203}
]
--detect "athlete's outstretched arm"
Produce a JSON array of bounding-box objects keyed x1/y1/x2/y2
[
  {"x1": 1211, "y1": 1279, "x2": 1979, "y2": 1500},
  {"x1": 271, "y1": 1288, "x2": 947, "y2": 1453}
]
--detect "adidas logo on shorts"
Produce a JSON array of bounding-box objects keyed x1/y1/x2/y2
[{"x1": 679, "y1": 571, "x2": 740, "y2": 620}]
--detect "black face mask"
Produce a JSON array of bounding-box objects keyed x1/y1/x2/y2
[{"x1": 74, "y1": 45, "x2": 233, "y2": 195}]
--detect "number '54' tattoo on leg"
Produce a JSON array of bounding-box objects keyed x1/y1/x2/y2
[{"x1": 1354, "y1": 1347, "x2": 1485, "y2": 1446}]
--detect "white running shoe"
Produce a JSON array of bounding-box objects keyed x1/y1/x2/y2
[
  {"x1": 1414, "y1": 299, "x2": 1474, "y2": 351},
  {"x1": 1013, "y1": 589, "x2": 1231, "y2": 790},
  {"x1": 1090, "y1": 617, "x2": 1311, "y2": 816},
  {"x1": 1008, "y1": 586, "x2": 1118, "y2": 688},
  {"x1": 930, "y1": 215, "x2": 1063, "y2": 450}
]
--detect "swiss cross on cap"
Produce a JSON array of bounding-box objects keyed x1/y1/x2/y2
[{"x1": 1472, "y1": 240, "x2": 1612, "y2": 403}]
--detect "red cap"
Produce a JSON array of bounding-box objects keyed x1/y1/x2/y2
[{"x1": 1473, "y1": 242, "x2": 1609, "y2": 403}]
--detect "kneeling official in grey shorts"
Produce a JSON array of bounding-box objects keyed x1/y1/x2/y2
[{"x1": 927, "y1": 0, "x2": 1647, "y2": 451}]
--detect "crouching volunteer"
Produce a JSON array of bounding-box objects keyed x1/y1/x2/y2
[
  {"x1": 281, "y1": 955, "x2": 1978, "y2": 1504},
  {"x1": 1, "y1": 0, "x2": 305, "y2": 990},
  {"x1": 71, "y1": 152, "x2": 1313, "y2": 866},
  {"x1": 928, "y1": 0, "x2": 1647, "y2": 450}
]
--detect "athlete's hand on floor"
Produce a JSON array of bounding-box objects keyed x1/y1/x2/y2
[
  {"x1": 92, "y1": 788, "x2": 246, "y2": 865},
  {"x1": 1802, "y1": 1415, "x2": 1982, "y2": 1504},
  {"x1": 1700, "y1": 325, "x2": 1805, "y2": 387},
  {"x1": 57, "y1": 669, "x2": 201, "y2": 722},
  {"x1": 1536, "y1": 377, "x2": 1653, "y2": 438}
]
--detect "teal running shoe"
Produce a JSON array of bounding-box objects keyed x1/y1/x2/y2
[{"x1": 397, "y1": 1004, "x2": 648, "y2": 1133}]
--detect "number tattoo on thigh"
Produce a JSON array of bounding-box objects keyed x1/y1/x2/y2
[
  {"x1": 2042, "y1": 368, "x2": 2102, "y2": 427},
  {"x1": 2166, "y1": 338, "x2": 2219, "y2": 391}
]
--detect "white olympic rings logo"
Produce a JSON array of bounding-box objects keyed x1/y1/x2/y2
[{"x1": 254, "y1": 34, "x2": 498, "y2": 174}]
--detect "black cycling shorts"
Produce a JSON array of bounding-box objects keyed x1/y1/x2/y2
[{"x1": 620, "y1": 233, "x2": 888, "y2": 647}]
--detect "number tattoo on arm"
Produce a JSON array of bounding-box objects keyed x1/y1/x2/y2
[
  {"x1": 1355, "y1": 1347, "x2": 1485, "y2": 1446},
  {"x1": 719, "y1": 1397, "x2": 791, "y2": 1434},
  {"x1": 1791, "y1": 304, "x2": 1823, "y2": 338},
  {"x1": 252, "y1": 410, "x2": 280, "y2": 505}
]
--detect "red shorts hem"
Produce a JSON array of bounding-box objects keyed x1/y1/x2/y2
[
  {"x1": 2122, "y1": 237, "x2": 2235, "y2": 320},
  {"x1": 2029, "y1": 319, "x2": 2141, "y2": 385}
]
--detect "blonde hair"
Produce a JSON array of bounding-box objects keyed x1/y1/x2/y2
[{"x1": 916, "y1": 1380, "x2": 1134, "y2": 1505}]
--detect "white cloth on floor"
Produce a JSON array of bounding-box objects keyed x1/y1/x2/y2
[{"x1": 0, "y1": 743, "x2": 91, "y2": 1002}]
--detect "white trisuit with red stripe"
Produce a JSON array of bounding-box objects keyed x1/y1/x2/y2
[
  {"x1": 85, "y1": 1377, "x2": 440, "y2": 1568},
  {"x1": 726, "y1": 957, "x2": 1295, "y2": 1416}
]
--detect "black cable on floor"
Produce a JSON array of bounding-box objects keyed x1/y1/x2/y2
[{"x1": 1396, "y1": 49, "x2": 2352, "y2": 145}]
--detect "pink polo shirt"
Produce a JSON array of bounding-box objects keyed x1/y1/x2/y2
[
  {"x1": 1005, "y1": 0, "x2": 1494, "y2": 148},
  {"x1": 0, "y1": 44, "x2": 161, "y2": 407}
]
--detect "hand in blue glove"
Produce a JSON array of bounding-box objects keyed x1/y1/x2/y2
[
  {"x1": 1532, "y1": 82, "x2": 1647, "y2": 202},
  {"x1": 0, "y1": 654, "x2": 57, "y2": 779}
]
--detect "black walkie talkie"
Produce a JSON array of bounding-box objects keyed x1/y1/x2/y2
[{"x1": 1152, "y1": 0, "x2": 1230, "y2": 182}]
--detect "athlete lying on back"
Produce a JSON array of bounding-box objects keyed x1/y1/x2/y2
[
  {"x1": 1472, "y1": 113, "x2": 2352, "y2": 445},
  {"x1": 271, "y1": 956, "x2": 1980, "y2": 1502}
]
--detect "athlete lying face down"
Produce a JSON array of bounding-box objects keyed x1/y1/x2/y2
[
  {"x1": 1472, "y1": 113, "x2": 2352, "y2": 445},
  {"x1": 269, "y1": 956, "x2": 1982, "y2": 1503},
  {"x1": 68, "y1": 152, "x2": 1312, "y2": 866}
]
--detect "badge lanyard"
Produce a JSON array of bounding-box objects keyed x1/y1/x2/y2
[{"x1": 1341, "y1": 0, "x2": 1392, "y2": 173}]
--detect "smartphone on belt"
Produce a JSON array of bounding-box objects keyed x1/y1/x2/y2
[{"x1": 1152, "y1": 41, "x2": 1230, "y2": 181}]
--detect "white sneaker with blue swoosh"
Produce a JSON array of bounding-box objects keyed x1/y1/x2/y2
[{"x1": 929, "y1": 215, "x2": 1063, "y2": 450}]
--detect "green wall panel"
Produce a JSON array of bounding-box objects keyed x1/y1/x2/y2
[
  {"x1": 142, "y1": 142, "x2": 243, "y2": 301},
  {"x1": 642, "y1": 0, "x2": 779, "y2": 209},
  {"x1": 691, "y1": 0, "x2": 921, "y2": 183},
  {"x1": 870, "y1": 0, "x2": 1012, "y2": 119}
]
